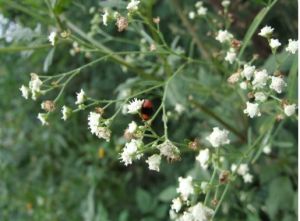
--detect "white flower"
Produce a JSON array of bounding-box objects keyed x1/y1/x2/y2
[
  {"x1": 88, "y1": 112, "x2": 111, "y2": 141},
  {"x1": 286, "y1": 39, "x2": 298, "y2": 54},
  {"x1": 197, "y1": 6, "x2": 207, "y2": 16},
  {"x1": 188, "y1": 11, "x2": 196, "y2": 20},
  {"x1": 75, "y1": 89, "x2": 86, "y2": 105},
  {"x1": 225, "y1": 48, "x2": 236, "y2": 64},
  {"x1": 269, "y1": 38, "x2": 281, "y2": 50},
  {"x1": 102, "y1": 9, "x2": 109, "y2": 26},
  {"x1": 237, "y1": 164, "x2": 249, "y2": 176},
  {"x1": 231, "y1": 164, "x2": 237, "y2": 172},
  {"x1": 200, "y1": 181, "x2": 208, "y2": 193},
  {"x1": 239, "y1": 81, "x2": 248, "y2": 90},
  {"x1": 263, "y1": 145, "x2": 271, "y2": 154},
  {"x1": 244, "y1": 102, "x2": 261, "y2": 118},
  {"x1": 269, "y1": 76, "x2": 286, "y2": 93},
  {"x1": 222, "y1": 0, "x2": 230, "y2": 7},
  {"x1": 196, "y1": 148, "x2": 210, "y2": 169},
  {"x1": 127, "y1": 0, "x2": 140, "y2": 11},
  {"x1": 190, "y1": 202, "x2": 214, "y2": 221},
  {"x1": 20, "y1": 85, "x2": 30, "y2": 99},
  {"x1": 254, "y1": 92, "x2": 267, "y2": 102},
  {"x1": 29, "y1": 73, "x2": 42, "y2": 92},
  {"x1": 284, "y1": 104, "x2": 296, "y2": 116},
  {"x1": 127, "y1": 121, "x2": 138, "y2": 133},
  {"x1": 243, "y1": 173, "x2": 253, "y2": 183},
  {"x1": 37, "y1": 113, "x2": 48, "y2": 125},
  {"x1": 171, "y1": 197, "x2": 182, "y2": 213},
  {"x1": 61, "y1": 106, "x2": 71, "y2": 121},
  {"x1": 241, "y1": 65, "x2": 255, "y2": 80},
  {"x1": 175, "y1": 103, "x2": 185, "y2": 114},
  {"x1": 48, "y1": 31, "x2": 57, "y2": 46},
  {"x1": 146, "y1": 154, "x2": 161, "y2": 172},
  {"x1": 158, "y1": 140, "x2": 180, "y2": 160},
  {"x1": 195, "y1": 1, "x2": 203, "y2": 8},
  {"x1": 252, "y1": 69, "x2": 268, "y2": 89},
  {"x1": 120, "y1": 139, "x2": 142, "y2": 166},
  {"x1": 181, "y1": 212, "x2": 194, "y2": 221},
  {"x1": 216, "y1": 30, "x2": 233, "y2": 43},
  {"x1": 127, "y1": 98, "x2": 144, "y2": 114},
  {"x1": 258, "y1": 26, "x2": 274, "y2": 38},
  {"x1": 206, "y1": 127, "x2": 230, "y2": 148},
  {"x1": 177, "y1": 176, "x2": 194, "y2": 200}
]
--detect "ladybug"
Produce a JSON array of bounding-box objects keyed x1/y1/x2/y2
[{"x1": 141, "y1": 99, "x2": 154, "y2": 121}]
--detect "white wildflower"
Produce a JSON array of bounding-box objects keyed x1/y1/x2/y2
[
  {"x1": 48, "y1": 31, "x2": 57, "y2": 46},
  {"x1": 254, "y1": 92, "x2": 267, "y2": 102},
  {"x1": 88, "y1": 112, "x2": 111, "y2": 141},
  {"x1": 244, "y1": 102, "x2": 261, "y2": 118},
  {"x1": 181, "y1": 212, "x2": 194, "y2": 221},
  {"x1": 269, "y1": 38, "x2": 281, "y2": 50},
  {"x1": 188, "y1": 11, "x2": 196, "y2": 20},
  {"x1": 146, "y1": 154, "x2": 161, "y2": 172},
  {"x1": 243, "y1": 173, "x2": 253, "y2": 183},
  {"x1": 177, "y1": 176, "x2": 194, "y2": 200},
  {"x1": 171, "y1": 197, "x2": 182, "y2": 213},
  {"x1": 239, "y1": 81, "x2": 248, "y2": 90},
  {"x1": 158, "y1": 140, "x2": 180, "y2": 160},
  {"x1": 258, "y1": 26, "x2": 274, "y2": 38},
  {"x1": 75, "y1": 89, "x2": 86, "y2": 105},
  {"x1": 231, "y1": 164, "x2": 237, "y2": 173},
  {"x1": 252, "y1": 69, "x2": 268, "y2": 89},
  {"x1": 197, "y1": 6, "x2": 207, "y2": 16},
  {"x1": 29, "y1": 73, "x2": 42, "y2": 92},
  {"x1": 195, "y1": 1, "x2": 203, "y2": 8},
  {"x1": 37, "y1": 113, "x2": 48, "y2": 126},
  {"x1": 127, "y1": 98, "x2": 144, "y2": 114},
  {"x1": 127, "y1": 121, "x2": 138, "y2": 133},
  {"x1": 175, "y1": 103, "x2": 185, "y2": 114},
  {"x1": 120, "y1": 139, "x2": 142, "y2": 166},
  {"x1": 61, "y1": 105, "x2": 71, "y2": 121},
  {"x1": 241, "y1": 65, "x2": 255, "y2": 80},
  {"x1": 196, "y1": 148, "x2": 210, "y2": 169},
  {"x1": 284, "y1": 104, "x2": 296, "y2": 116},
  {"x1": 189, "y1": 202, "x2": 214, "y2": 221},
  {"x1": 127, "y1": 0, "x2": 140, "y2": 11},
  {"x1": 215, "y1": 30, "x2": 233, "y2": 43},
  {"x1": 20, "y1": 85, "x2": 30, "y2": 99},
  {"x1": 263, "y1": 145, "x2": 271, "y2": 155},
  {"x1": 102, "y1": 9, "x2": 109, "y2": 26},
  {"x1": 222, "y1": 0, "x2": 230, "y2": 7},
  {"x1": 225, "y1": 48, "x2": 236, "y2": 64},
  {"x1": 206, "y1": 127, "x2": 230, "y2": 148},
  {"x1": 269, "y1": 76, "x2": 286, "y2": 93},
  {"x1": 286, "y1": 39, "x2": 298, "y2": 54},
  {"x1": 237, "y1": 164, "x2": 249, "y2": 176}
]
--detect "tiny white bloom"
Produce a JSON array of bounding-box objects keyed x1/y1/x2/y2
[
  {"x1": 181, "y1": 211, "x2": 194, "y2": 221},
  {"x1": 215, "y1": 30, "x2": 233, "y2": 43},
  {"x1": 286, "y1": 39, "x2": 298, "y2": 54},
  {"x1": 254, "y1": 92, "x2": 267, "y2": 102},
  {"x1": 29, "y1": 73, "x2": 43, "y2": 92},
  {"x1": 195, "y1": 148, "x2": 210, "y2": 169},
  {"x1": 127, "y1": 121, "x2": 138, "y2": 133},
  {"x1": 20, "y1": 85, "x2": 30, "y2": 99},
  {"x1": 188, "y1": 11, "x2": 196, "y2": 20},
  {"x1": 120, "y1": 139, "x2": 141, "y2": 166},
  {"x1": 195, "y1": 1, "x2": 203, "y2": 8},
  {"x1": 61, "y1": 105, "x2": 71, "y2": 121},
  {"x1": 197, "y1": 6, "x2": 207, "y2": 16},
  {"x1": 231, "y1": 164, "x2": 237, "y2": 173},
  {"x1": 269, "y1": 76, "x2": 286, "y2": 93},
  {"x1": 269, "y1": 38, "x2": 281, "y2": 50},
  {"x1": 102, "y1": 9, "x2": 109, "y2": 26},
  {"x1": 263, "y1": 145, "x2": 271, "y2": 155},
  {"x1": 37, "y1": 113, "x2": 48, "y2": 125},
  {"x1": 75, "y1": 89, "x2": 86, "y2": 105},
  {"x1": 258, "y1": 26, "x2": 274, "y2": 38},
  {"x1": 175, "y1": 103, "x2": 185, "y2": 114},
  {"x1": 252, "y1": 69, "x2": 268, "y2": 89},
  {"x1": 127, "y1": 98, "x2": 144, "y2": 114},
  {"x1": 244, "y1": 102, "x2": 261, "y2": 118},
  {"x1": 48, "y1": 31, "x2": 57, "y2": 46},
  {"x1": 243, "y1": 173, "x2": 253, "y2": 183},
  {"x1": 222, "y1": 0, "x2": 230, "y2": 7},
  {"x1": 171, "y1": 197, "x2": 182, "y2": 213},
  {"x1": 206, "y1": 127, "x2": 230, "y2": 148},
  {"x1": 284, "y1": 104, "x2": 297, "y2": 116},
  {"x1": 237, "y1": 163, "x2": 249, "y2": 176},
  {"x1": 239, "y1": 81, "x2": 248, "y2": 90},
  {"x1": 241, "y1": 64, "x2": 255, "y2": 80},
  {"x1": 146, "y1": 154, "x2": 161, "y2": 172},
  {"x1": 127, "y1": 0, "x2": 140, "y2": 11},
  {"x1": 225, "y1": 48, "x2": 236, "y2": 64},
  {"x1": 190, "y1": 202, "x2": 214, "y2": 221},
  {"x1": 177, "y1": 176, "x2": 194, "y2": 200},
  {"x1": 158, "y1": 140, "x2": 180, "y2": 160}
]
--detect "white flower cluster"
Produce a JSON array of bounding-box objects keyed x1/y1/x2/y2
[
  {"x1": 20, "y1": 73, "x2": 43, "y2": 100},
  {"x1": 188, "y1": 1, "x2": 207, "y2": 20},
  {"x1": 206, "y1": 127, "x2": 230, "y2": 148},
  {"x1": 88, "y1": 111, "x2": 111, "y2": 141},
  {"x1": 231, "y1": 163, "x2": 253, "y2": 183},
  {"x1": 170, "y1": 176, "x2": 214, "y2": 221},
  {"x1": 195, "y1": 148, "x2": 210, "y2": 169},
  {"x1": 120, "y1": 139, "x2": 143, "y2": 166}
]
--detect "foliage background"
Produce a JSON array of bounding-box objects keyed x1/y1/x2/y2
[{"x1": 0, "y1": 0, "x2": 298, "y2": 221}]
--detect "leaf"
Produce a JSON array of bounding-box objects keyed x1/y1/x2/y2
[
  {"x1": 287, "y1": 55, "x2": 298, "y2": 100},
  {"x1": 43, "y1": 48, "x2": 55, "y2": 73},
  {"x1": 238, "y1": 0, "x2": 278, "y2": 59},
  {"x1": 158, "y1": 186, "x2": 177, "y2": 202},
  {"x1": 135, "y1": 188, "x2": 156, "y2": 214}
]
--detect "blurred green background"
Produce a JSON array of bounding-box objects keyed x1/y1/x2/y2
[{"x1": 0, "y1": 0, "x2": 297, "y2": 220}]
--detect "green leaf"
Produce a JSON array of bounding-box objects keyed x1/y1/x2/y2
[
  {"x1": 287, "y1": 55, "x2": 298, "y2": 100},
  {"x1": 135, "y1": 188, "x2": 156, "y2": 214},
  {"x1": 158, "y1": 186, "x2": 177, "y2": 202}
]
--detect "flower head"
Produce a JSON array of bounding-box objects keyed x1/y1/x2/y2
[
  {"x1": 269, "y1": 38, "x2": 281, "y2": 50},
  {"x1": 196, "y1": 148, "x2": 210, "y2": 169},
  {"x1": 269, "y1": 76, "x2": 286, "y2": 93},
  {"x1": 127, "y1": 98, "x2": 144, "y2": 114},
  {"x1": 48, "y1": 31, "x2": 57, "y2": 46},
  {"x1": 241, "y1": 64, "x2": 255, "y2": 80},
  {"x1": 75, "y1": 89, "x2": 86, "y2": 105},
  {"x1": 243, "y1": 173, "x2": 253, "y2": 183},
  {"x1": 216, "y1": 30, "x2": 233, "y2": 43},
  {"x1": 146, "y1": 154, "x2": 161, "y2": 172},
  {"x1": 244, "y1": 102, "x2": 261, "y2": 118},
  {"x1": 102, "y1": 9, "x2": 109, "y2": 26},
  {"x1": 252, "y1": 69, "x2": 268, "y2": 89},
  {"x1": 225, "y1": 48, "x2": 236, "y2": 64},
  {"x1": 127, "y1": 0, "x2": 140, "y2": 11},
  {"x1": 20, "y1": 85, "x2": 30, "y2": 99},
  {"x1": 37, "y1": 113, "x2": 48, "y2": 125},
  {"x1": 88, "y1": 112, "x2": 111, "y2": 141},
  {"x1": 254, "y1": 92, "x2": 267, "y2": 102},
  {"x1": 61, "y1": 106, "x2": 71, "y2": 121},
  {"x1": 177, "y1": 176, "x2": 194, "y2": 200},
  {"x1": 127, "y1": 121, "x2": 138, "y2": 133},
  {"x1": 284, "y1": 104, "x2": 296, "y2": 116},
  {"x1": 286, "y1": 39, "x2": 298, "y2": 54},
  {"x1": 188, "y1": 11, "x2": 196, "y2": 20},
  {"x1": 206, "y1": 127, "x2": 230, "y2": 148},
  {"x1": 222, "y1": 0, "x2": 230, "y2": 7},
  {"x1": 120, "y1": 139, "x2": 142, "y2": 166},
  {"x1": 158, "y1": 140, "x2": 180, "y2": 161},
  {"x1": 189, "y1": 202, "x2": 214, "y2": 221},
  {"x1": 258, "y1": 26, "x2": 274, "y2": 38},
  {"x1": 171, "y1": 197, "x2": 182, "y2": 213}
]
